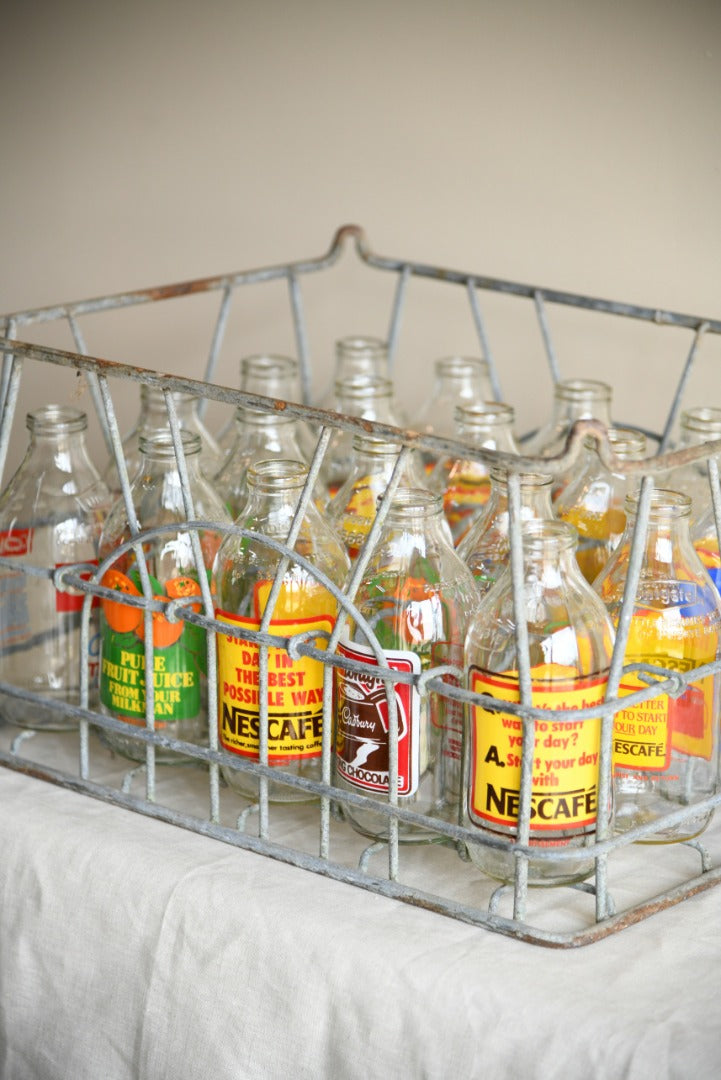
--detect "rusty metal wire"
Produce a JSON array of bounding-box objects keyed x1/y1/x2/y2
[{"x1": 1, "y1": 226, "x2": 721, "y2": 946}]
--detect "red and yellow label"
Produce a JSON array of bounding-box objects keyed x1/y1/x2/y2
[
  {"x1": 216, "y1": 584, "x2": 335, "y2": 762},
  {"x1": 468, "y1": 663, "x2": 607, "y2": 833},
  {"x1": 615, "y1": 656, "x2": 715, "y2": 770}
]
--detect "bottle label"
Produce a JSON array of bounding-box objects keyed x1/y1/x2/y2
[
  {"x1": 334, "y1": 637, "x2": 421, "y2": 796},
  {"x1": 695, "y1": 541, "x2": 721, "y2": 592},
  {"x1": 99, "y1": 568, "x2": 205, "y2": 725},
  {"x1": 615, "y1": 655, "x2": 714, "y2": 770},
  {"x1": 55, "y1": 561, "x2": 99, "y2": 613},
  {"x1": 337, "y1": 478, "x2": 377, "y2": 559},
  {"x1": 216, "y1": 606, "x2": 335, "y2": 762},
  {"x1": 0, "y1": 528, "x2": 33, "y2": 557},
  {"x1": 468, "y1": 664, "x2": 607, "y2": 832}
]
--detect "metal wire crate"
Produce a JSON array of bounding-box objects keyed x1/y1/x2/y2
[{"x1": 1, "y1": 224, "x2": 721, "y2": 948}]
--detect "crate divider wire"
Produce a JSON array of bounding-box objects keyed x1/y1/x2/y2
[{"x1": 1, "y1": 226, "x2": 721, "y2": 947}]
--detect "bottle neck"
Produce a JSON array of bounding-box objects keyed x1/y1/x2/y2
[{"x1": 550, "y1": 380, "x2": 612, "y2": 428}]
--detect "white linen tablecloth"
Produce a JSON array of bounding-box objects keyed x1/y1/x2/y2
[{"x1": 0, "y1": 729, "x2": 719, "y2": 1080}]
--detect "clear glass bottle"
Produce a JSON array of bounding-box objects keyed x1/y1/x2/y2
[
  {"x1": 326, "y1": 435, "x2": 427, "y2": 560},
  {"x1": 415, "y1": 356, "x2": 493, "y2": 473},
  {"x1": 457, "y1": 469, "x2": 555, "y2": 597},
  {"x1": 214, "y1": 406, "x2": 313, "y2": 519},
  {"x1": 595, "y1": 489, "x2": 721, "y2": 842},
  {"x1": 555, "y1": 427, "x2": 647, "y2": 585},
  {"x1": 317, "y1": 336, "x2": 391, "y2": 411},
  {"x1": 0, "y1": 406, "x2": 109, "y2": 729},
  {"x1": 431, "y1": 402, "x2": 520, "y2": 545},
  {"x1": 104, "y1": 386, "x2": 223, "y2": 493},
  {"x1": 321, "y1": 374, "x2": 403, "y2": 499},
  {"x1": 98, "y1": 431, "x2": 230, "y2": 762},
  {"x1": 464, "y1": 520, "x2": 616, "y2": 885},
  {"x1": 522, "y1": 379, "x2": 613, "y2": 496},
  {"x1": 217, "y1": 354, "x2": 305, "y2": 456},
  {"x1": 666, "y1": 407, "x2": 721, "y2": 523},
  {"x1": 213, "y1": 459, "x2": 350, "y2": 802},
  {"x1": 334, "y1": 488, "x2": 478, "y2": 839}
]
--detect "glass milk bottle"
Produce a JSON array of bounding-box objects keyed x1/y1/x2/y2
[
  {"x1": 104, "y1": 386, "x2": 222, "y2": 492},
  {"x1": 414, "y1": 356, "x2": 493, "y2": 473},
  {"x1": 464, "y1": 520, "x2": 615, "y2": 885},
  {"x1": 321, "y1": 374, "x2": 403, "y2": 499},
  {"x1": 0, "y1": 406, "x2": 109, "y2": 729},
  {"x1": 213, "y1": 459, "x2": 350, "y2": 802},
  {"x1": 523, "y1": 379, "x2": 613, "y2": 497},
  {"x1": 326, "y1": 435, "x2": 427, "y2": 560},
  {"x1": 432, "y1": 402, "x2": 520, "y2": 545},
  {"x1": 555, "y1": 427, "x2": 647, "y2": 585},
  {"x1": 334, "y1": 488, "x2": 478, "y2": 839},
  {"x1": 217, "y1": 354, "x2": 305, "y2": 457},
  {"x1": 595, "y1": 489, "x2": 721, "y2": 842},
  {"x1": 214, "y1": 406, "x2": 312, "y2": 518},
  {"x1": 666, "y1": 407, "x2": 721, "y2": 523},
  {"x1": 458, "y1": 469, "x2": 555, "y2": 597},
  {"x1": 98, "y1": 431, "x2": 230, "y2": 762}
]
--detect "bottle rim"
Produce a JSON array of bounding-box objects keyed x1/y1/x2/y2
[
  {"x1": 247, "y1": 458, "x2": 308, "y2": 490},
  {"x1": 434, "y1": 355, "x2": 490, "y2": 379},
  {"x1": 334, "y1": 373, "x2": 394, "y2": 398},
  {"x1": 379, "y1": 486, "x2": 443, "y2": 517},
  {"x1": 455, "y1": 401, "x2": 515, "y2": 427},
  {"x1": 234, "y1": 405, "x2": 295, "y2": 426},
  {"x1": 138, "y1": 430, "x2": 201, "y2": 457},
  {"x1": 336, "y1": 335, "x2": 388, "y2": 359},
  {"x1": 239, "y1": 353, "x2": 298, "y2": 378},
  {"x1": 554, "y1": 378, "x2": 612, "y2": 402},
  {"x1": 27, "y1": 404, "x2": 87, "y2": 434},
  {"x1": 520, "y1": 518, "x2": 578, "y2": 551},
  {"x1": 680, "y1": 406, "x2": 721, "y2": 436},
  {"x1": 624, "y1": 488, "x2": 691, "y2": 518},
  {"x1": 351, "y1": 434, "x2": 402, "y2": 455},
  {"x1": 489, "y1": 467, "x2": 553, "y2": 487},
  {"x1": 139, "y1": 385, "x2": 197, "y2": 406},
  {"x1": 582, "y1": 426, "x2": 647, "y2": 458}
]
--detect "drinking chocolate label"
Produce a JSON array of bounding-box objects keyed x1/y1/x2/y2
[
  {"x1": 335, "y1": 637, "x2": 421, "y2": 796},
  {"x1": 216, "y1": 608, "x2": 335, "y2": 762},
  {"x1": 468, "y1": 664, "x2": 607, "y2": 832}
]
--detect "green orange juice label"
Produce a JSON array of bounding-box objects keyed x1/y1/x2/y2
[
  {"x1": 468, "y1": 664, "x2": 607, "y2": 832},
  {"x1": 216, "y1": 604, "x2": 335, "y2": 762}
]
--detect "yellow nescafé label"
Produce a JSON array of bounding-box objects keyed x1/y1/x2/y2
[
  {"x1": 469, "y1": 663, "x2": 607, "y2": 832},
  {"x1": 216, "y1": 584, "x2": 335, "y2": 762}
]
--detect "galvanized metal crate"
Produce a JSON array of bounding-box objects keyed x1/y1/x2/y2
[{"x1": 1, "y1": 224, "x2": 721, "y2": 947}]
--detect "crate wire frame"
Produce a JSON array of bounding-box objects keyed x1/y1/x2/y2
[{"x1": 1, "y1": 226, "x2": 721, "y2": 947}]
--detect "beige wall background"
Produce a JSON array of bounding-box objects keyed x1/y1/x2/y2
[{"x1": 1, "y1": 0, "x2": 720, "y2": 473}]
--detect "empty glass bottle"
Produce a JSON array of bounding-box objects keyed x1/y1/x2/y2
[
  {"x1": 595, "y1": 488, "x2": 721, "y2": 842},
  {"x1": 555, "y1": 427, "x2": 647, "y2": 585},
  {"x1": 666, "y1": 407, "x2": 721, "y2": 523},
  {"x1": 321, "y1": 374, "x2": 404, "y2": 498},
  {"x1": 414, "y1": 356, "x2": 493, "y2": 473},
  {"x1": 98, "y1": 431, "x2": 230, "y2": 762},
  {"x1": 458, "y1": 469, "x2": 554, "y2": 596},
  {"x1": 214, "y1": 459, "x2": 350, "y2": 802},
  {"x1": 104, "y1": 386, "x2": 222, "y2": 493},
  {"x1": 326, "y1": 435, "x2": 427, "y2": 560},
  {"x1": 0, "y1": 406, "x2": 109, "y2": 729},
  {"x1": 217, "y1": 354, "x2": 305, "y2": 457},
  {"x1": 317, "y1": 336, "x2": 391, "y2": 411},
  {"x1": 522, "y1": 379, "x2": 613, "y2": 497},
  {"x1": 214, "y1": 406, "x2": 313, "y2": 518},
  {"x1": 334, "y1": 488, "x2": 478, "y2": 839},
  {"x1": 432, "y1": 402, "x2": 519, "y2": 545},
  {"x1": 464, "y1": 519, "x2": 615, "y2": 885}
]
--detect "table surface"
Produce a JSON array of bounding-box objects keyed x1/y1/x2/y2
[{"x1": 0, "y1": 723, "x2": 720, "y2": 1080}]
